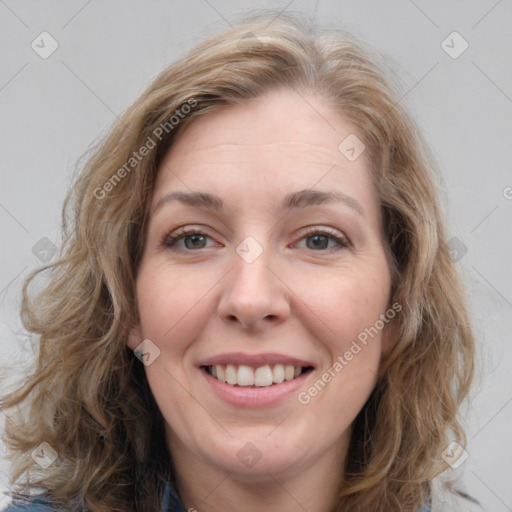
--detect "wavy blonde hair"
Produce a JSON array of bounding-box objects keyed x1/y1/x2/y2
[{"x1": 1, "y1": 10, "x2": 474, "y2": 512}]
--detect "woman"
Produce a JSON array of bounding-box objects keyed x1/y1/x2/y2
[{"x1": 0, "y1": 10, "x2": 475, "y2": 512}]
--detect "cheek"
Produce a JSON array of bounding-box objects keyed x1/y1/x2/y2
[
  {"x1": 290, "y1": 263, "x2": 391, "y2": 355},
  {"x1": 135, "y1": 263, "x2": 216, "y2": 347},
  {"x1": 294, "y1": 264, "x2": 391, "y2": 420}
]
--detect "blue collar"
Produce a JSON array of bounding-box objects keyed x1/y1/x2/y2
[
  {"x1": 6, "y1": 484, "x2": 429, "y2": 511},
  {"x1": 162, "y1": 482, "x2": 186, "y2": 512},
  {"x1": 161, "y1": 482, "x2": 431, "y2": 512}
]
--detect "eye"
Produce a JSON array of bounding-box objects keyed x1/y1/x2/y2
[
  {"x1": 162, "y1": 228, "x2": 217, "y2": 251},
  {"x1": 162, "y1": 226, "x2": 350, "y2": 253},
  {"x1": 294, "y1": 228, "x2": 349, "y2": 252}
]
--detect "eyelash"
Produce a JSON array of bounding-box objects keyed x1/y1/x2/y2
[{"x1": 162, "y1": 226, "x2": 350, "y2": 252}]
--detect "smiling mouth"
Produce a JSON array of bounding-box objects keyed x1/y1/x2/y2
[{"x1": 202, "y1": 364, "x2": 314, "y2": 388}]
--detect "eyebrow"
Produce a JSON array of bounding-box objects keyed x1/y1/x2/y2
[{"x1": 153, "y1": 189, "x2": 365, "y2": 216}]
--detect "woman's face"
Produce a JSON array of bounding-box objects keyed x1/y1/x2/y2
[{"x1": 130, "y1": 88, "x2": 394, "y2": 481}]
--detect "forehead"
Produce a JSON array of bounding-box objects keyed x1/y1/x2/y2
[
  {"x1": 163, "y1": 88, "x2": 363, "y2": 159},
  {"x1": 153, "y1": 88, "x2": 380, "y2": 221}
]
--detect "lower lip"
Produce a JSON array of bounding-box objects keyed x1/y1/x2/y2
[{"x1": 201, "y1": 368, "x2": 312, "y2": 407}]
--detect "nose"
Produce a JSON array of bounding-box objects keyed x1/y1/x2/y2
[{"x1": 216, "y1": 244, "x2": 291, "y2": 331}]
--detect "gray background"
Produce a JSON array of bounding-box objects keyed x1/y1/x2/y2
[{"x1": 0, "y1": 1, "x2": 511, "y2": 509}]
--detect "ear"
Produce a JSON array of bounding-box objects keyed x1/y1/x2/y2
[
  {"x1": 380, "y1": 317, "x2": 399, "y2": 360},
  {"x1": 127, "y1": 324, "x2": 143, "y2": 351}
]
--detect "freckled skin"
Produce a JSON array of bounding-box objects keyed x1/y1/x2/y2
[{"x1": 129, "y1": 88, "x2": 393, "y2": 512}]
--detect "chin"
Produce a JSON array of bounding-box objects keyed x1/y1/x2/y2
[{"x1": 202, "y1": 430, "x2": 313, "y2": 481}]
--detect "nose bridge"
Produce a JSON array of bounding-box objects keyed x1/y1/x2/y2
[
  {"x1": 217, "y1": 234, "x2": 290, "y2": 330},
  {"x1": 234, "y1": 237, "x2": 273, "y2": 291}
]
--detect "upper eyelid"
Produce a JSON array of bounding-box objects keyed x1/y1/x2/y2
[
  {"x1": 162, "y1": 226, "x2": 350, "y2": 249},
  {"x1": 163, "y1": 225, "x2": 346, "y2": 239}
]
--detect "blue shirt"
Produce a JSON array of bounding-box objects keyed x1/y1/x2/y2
[
  {"x1": 1, "y1": 484, "x2": 184, "y2": 512},
  {"x1": 2, "y1": 483, "x2": 430, "y2": 511}
]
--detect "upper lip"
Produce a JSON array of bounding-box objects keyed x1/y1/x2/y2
[{"x1": 197, "y1": 352, "x2": 315, "y2": 368}]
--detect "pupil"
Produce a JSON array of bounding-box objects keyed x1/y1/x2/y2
[
  {"x1": 308, "y1": 235, "x2": 328, "y2": 250},
  {"x1": 186, "y1": 235, "x2": 205, "y2": 249}
]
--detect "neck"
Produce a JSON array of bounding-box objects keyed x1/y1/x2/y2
[{"x1": 169, "y1": 434, "x2": 348, "y2": 512}]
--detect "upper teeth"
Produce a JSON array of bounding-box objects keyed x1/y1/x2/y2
[{"x1": 210, "y1": 364, "x2": 303, "y2": 387}]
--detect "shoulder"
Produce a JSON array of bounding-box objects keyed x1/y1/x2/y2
[
  {"x1": 1, "y1": 495, "x2": 60, "y2": 512},
  {"x1": 430, "y1": 474, "x2": 485, "y2": 512},
  {"x1": 1, "y1": 506, "x2": 56, "y2": 512}
]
